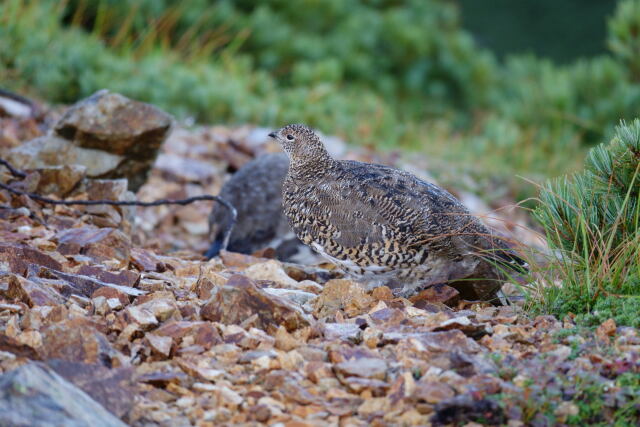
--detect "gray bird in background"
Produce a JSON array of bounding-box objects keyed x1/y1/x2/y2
[
  {"x1": 269, "y1": 124, "x2": 527, "y2": 302},
  {"x1": 206, "y1": 153, "x2": 310, "y2": 261}
]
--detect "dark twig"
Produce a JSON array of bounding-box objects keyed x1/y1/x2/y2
[
  {"x1": 0, "y1": 88, "x2": 37, "y2": 110},
  {"x1": 0, "y1": 159, "x2": 27, "y2": 179},
  {"x1": 0, "y1": 158, "x2": 237, "y2": 251},
  {"x1": 0, "y1": 88, "x2": 41, "y2": 119}
]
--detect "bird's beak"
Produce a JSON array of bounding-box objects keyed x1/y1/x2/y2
[{"x1": 268, "y1": 132, "x2": 277, "y2": 139}]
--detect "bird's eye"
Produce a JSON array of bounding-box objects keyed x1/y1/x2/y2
[{"x1": 286, "y1": 134, "x2": 294, "y2": 141}]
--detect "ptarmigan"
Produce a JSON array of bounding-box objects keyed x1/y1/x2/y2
[
  {"x1": 269, "y1": 124, "x2": 526, "y2": 301},
  {"x1": 206, "y1": 153, "x2": 310, "y2": 262}
]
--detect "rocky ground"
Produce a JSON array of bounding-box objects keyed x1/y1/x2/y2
[{"x1": 0, "y1": 92, "x2": 639, "y2": 426}]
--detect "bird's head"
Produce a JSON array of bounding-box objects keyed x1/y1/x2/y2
[{"x1": 268, "y1": 124, "x2": 331, "y2": 168}]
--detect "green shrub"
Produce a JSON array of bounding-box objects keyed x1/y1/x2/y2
[
  {"x1": 537, "y1": 120, "x2": 640, "y2": 254},
  {"x1": 5, "y1": 0, "x2": 640, "y2": 202},
  {"x1": 608, "y1": 0, "x2": 640, "y2": 81},
  {"x1": 61, "y1": 0, "x2": 497, "y2": 112},
  {"x1": 0, "y1": 0, "x2": 406, "y2": 146},
  {"x1": 533, "y1": 119, "x2": 640, "y2": 326},
  {"x1": 491, "y1": 54, "x2": 640, "y2": 149}
]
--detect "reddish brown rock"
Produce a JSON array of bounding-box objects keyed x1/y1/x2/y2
[
  {"x1": 37, "y1": 267, "x2": 145, "y2": 299},
  {"x1": 369, "y1": 307, "x2": 407, "y2": 326},
  {"x1": 0, "y1": 243, "x2": 62, "y2": 276},
  {"x1": 84, "y1": 179, "x2": 136, "y2": 231},
  {"x1": 132, "y1": 294, "x2": 178, "y2": 322},
  {"x1": 244, "y1": 260, "x2": 301, "y2": 288},
  {"x1": 34, "y1": 165, "x2": 86, "y2": 196},
  {"x1": 137, "y1": 371, "x2": 188, "y2": 388},
  {"x1": 0, "y1": 229, "x2": 29, "y2": 244},
  {"x1": 153, "y1": 321, "x2": 221, "y2": 350},
  {"x1": 2, "y1": 274, "x2": 65, "y2": 306},
  {"x1": 275, "y1": 326, "x2": 301, "y2": 351},
  {"x1": 370, "y1": 286, "x2": 393, "y2": 301},
  {"x1": 56, "y1": 226, "x2": 131, "y2": 266},
  {"x1": 334, "y1": 357, "x2": 388, "y2": 381},
  {"x1": 130, "y1": 248, "x2": 166, "y2": 272},
  {"x1": 415, "y1": 330, "x2": 482, "y2": 353},
  {"x1": 305, "y1": 361, "x2": 334, "y2": 384},
  {"x1": 193, "y1": 276, "x2": 216, "y2": 300},
  {"x1": 249, "y1": 404, "x2": 272, "y2": 423},
  {"x1": 175, "y1": 359, "x2": 225, "y2": 382},
  {"x1": 251, "y1": 247, "x2": 278, "y2": 259},
  {"x1": 200, "y1": 274, "x2": 311, "y2": 334},
  {"x1": 43, "y1": 305, "x2": 69, "y2": 324},
  {"x1": 192, "y1": 322, "x2": 223, "y2": 349},
  {"x1": 146, "y1": 333, "x2": 173, "y2": 358},
  {"x1": 0, "y1": 362, "x2": 128, "y2": 427},
  {"x1": 54, "y1": 90, "x2": 170, "y2": 153},
  {"x1": 434, "y1": 316, "x2": 489, "y2": 339},
  {"x1": 91, "y1": 286, "x2": 131, "y2": 307},
  {"x1": 40, "y1": 318, "x2": 117, "y2": 365},
  {"x1": 219, "y1": 250, "x2": 271, "y2": 269},
  {"x1": 53, "y1": 90, "x2": 173, "y2": 191},
  {"x1": 84, "y1": 205, "x2": 123, "y2": 230},
  {"x1": 0, "y1": 334, "x2": 41, "y2": 360},
  {"x1": 313, "y1": 279, "x2": 374, "y2": 318},
  {"x1": 78, "y1": 265, "x2": 139, "y2": 288},
  {"x1": 282, "y1": 263, "x2": 339, "y2": 283},
  {"x1": 46, "y1": 360, "x2": 134, "y2": 418},
  {"x1": 123, "y1": 305, "x2": 158, "y2": 330},
  {"x1": 153, "y1": 321, "x2": 198, "y2": 340},
  {"x1": 85, "y1": 178, "x2": 128, "y2": 201},
  {"x1": 0, "y1": 115, "x2": 41, "y2": 149},
  {"x1": 410, "y1": 284, "x2": 460, "y2": 308},
  {"x1": 412, "y1": 381, "x2": 455, "y2": 405},
  {"x1": 342, "y1": 377, "x2": 389, "y2": 395}
]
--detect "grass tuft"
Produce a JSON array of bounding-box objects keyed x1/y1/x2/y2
[{"x1": 530, "y1": 120, "x2": 640, "y2": 327}]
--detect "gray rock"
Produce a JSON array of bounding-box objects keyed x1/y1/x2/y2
[
  {"x1": 321, "y1": 322, "x2": 361, "y2": 342},
  {"x1": 8, "y1": 90, "x2": 173, "y2": 192},
  {"x1": 8, "y1": 135, "x2": 122, "y2": 176},
  {"x1": 34, "y1": 164, "x2": 87, "y2": 197},
  {"x1": 84, "y1": 179, "x2": 137, "y2": 231},
  {"x1": 154, "y1": 153, "x2": 217, "y2": 182},
  {"x1": 263, "y1": 288, "x2": 317, "y2": 306},
  {"x1": 0, "y1": 362, "x2": 127, "y2": 427},
  {"x1": 0, "y1": 95, "x2": 32, "y2": 118},
  {"x1": 334, "y1": 357, "x2": 388, "y2": 381}
]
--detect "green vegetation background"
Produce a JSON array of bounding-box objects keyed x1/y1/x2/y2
[
  {"x1": 2, "y1": 0, "x2": 639, "y2": 189},
  {"x1": 1, "y1": 0, "x2": 640, "y2": 327}
]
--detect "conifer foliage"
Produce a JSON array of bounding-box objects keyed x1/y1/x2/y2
[
  {"x1": 536, "y1": 120, "x2": 640, "y2": 258},
  {"x1": 534, "y1": 120, "x2": 640, "y2": 326}
]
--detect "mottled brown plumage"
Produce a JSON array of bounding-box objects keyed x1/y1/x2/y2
[{"x1": 269, "y1": 124, "x2": 526, "y2": 301}]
